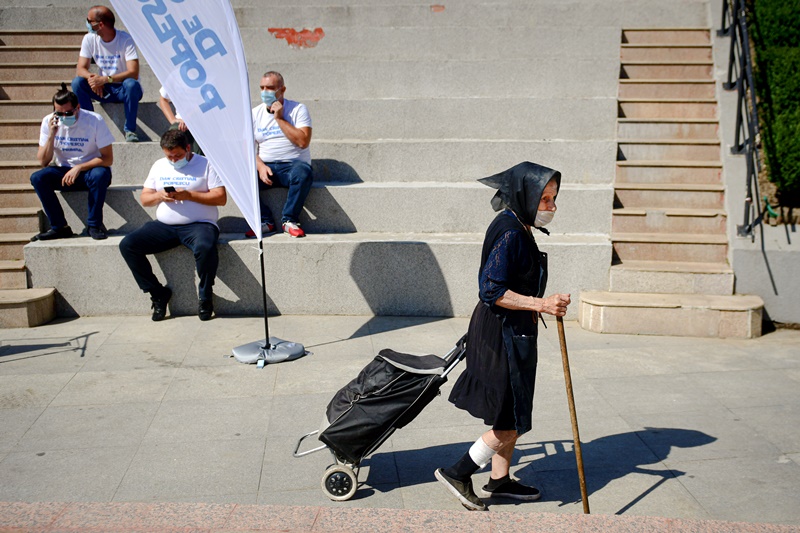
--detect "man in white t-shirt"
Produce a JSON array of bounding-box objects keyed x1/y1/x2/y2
[
  {"x1": 248, "y1": 71, "x2": 313, "y2": 238},
  {"x1": 72, "y1": 5, "x2": 143, "y2": 142},
  {"x1": 119, "y1": 130, "x2": 227, "y2": 321},
  {"x1": 157, "y1": 86, "x2": 203, "y2": 155},
  {"x1": 30, "y1": 84, "x2": 114, "y2": 241}
]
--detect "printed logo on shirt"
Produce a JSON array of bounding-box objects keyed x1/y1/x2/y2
[
  {"x1": 256, "y1": 124, "x2": 283, "y2": 139},
  {"x1": 95, "y1": 53, "x2": 123, "y2": 73},
  {"x1": 55, "y1": 135, "x2": 90, "y2": 153}
]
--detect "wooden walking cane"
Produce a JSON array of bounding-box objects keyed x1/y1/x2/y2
[{"x1": 557, "y1": 315, "x2": 590, "y2": 514}]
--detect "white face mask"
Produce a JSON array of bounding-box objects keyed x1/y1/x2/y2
[{"x1": 533, "y1": 210, "x2": 555, "y2": 228}]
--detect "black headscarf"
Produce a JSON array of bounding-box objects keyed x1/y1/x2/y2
[{"x1": 478, "y1": 161, "x2": 561, "y2": 233}]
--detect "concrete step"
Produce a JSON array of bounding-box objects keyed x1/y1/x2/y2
[
  {"x1": 0, "y1": 232, "x2": 34, "y2": 260},
  {"x1": 0, "y1": 287, "x2": 55, "y2": 327},
  {"x1": 0, "y1": 206, "x2": 42, "y2": 233},
  {"x1": 2, "y1": 3, "x2": 711, "y2": 30},
  {"x1": 0, "y1": 45, "x2": 79, "y2": 63},
  {"x1": 620, "y1": 44, "x2": 712, "y2": 62},
  {"x1": 0, "y1": 62, "x2": 75, "y2": 81},
  {"x1": 618, "y1": 80, "x2": 715, "y2": 99},
  {"x1": 613, "y1": 207, "x2": 726, "y2": 234},
  {"x1": 609, "y1": 260, "x2": 734, "y2": 295},
  {"x1": 621, "y1": 28, "x2": 711, "y2": 45},
  {"x1": 618, "y1": 139, "x2": 720, "y2": 161},
  {"x1": 0, "y1": 139, "x2": 37, "y2": 160},
  {"x1": 109, "y1": 139, "x2": 616, "y2": 186},
  {"x1": 0, "y1": 80, "x2": 77, "y2": 100},
  {"x1": 620, "y1": 62, "x2": 713, "y2": 79},
  {"x1": 618, "y1": 99, "x2": 717, "y2": 119},
  {"x1": 0, "y1": 160, "x2": 40, "y2": 184},
  {"x1": 617, "y1": 118, "x2": 718, "y2": 139},
  {"x1": 0, "y1": 119, "x2": 40, "y2": 140},
  {"x1": 0, "y1": 183, "x2": 38, "y2": 208},
  {"x1": 0, "y1": 259, "x2": 27, "y2": 289},
  {"x1": 579, "y1": 290, "x2": 762, "y2": 338},
  {"x1": 53, "y1": 182, "x2": 613, "y2": 236},
  {"x1": 9, "y1": 97, "x2": 617, "y2": 143},
  {"x1": 616, "y1": 160, "x2": 722, "y2": 184},
  {"x1": 615, "y1": 182, "x2": 725, "y2": 209},
  {"x1": 25, "y1": 233, "x2": 610, "y2": 318},
  {"x1": 0, "y1": 30, "x2": 83, "y2": 46},
  {"x1": 612, "y1": 232, "x2": 728, "y2": 263}
]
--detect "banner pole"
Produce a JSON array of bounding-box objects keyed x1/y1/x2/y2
[{"x1": 259, "y1": 239, "x2": 271, "y2": 348}]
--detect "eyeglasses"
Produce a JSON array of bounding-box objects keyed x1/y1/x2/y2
[
  {"x1": 86, "y1": 18, "x2": 100, "y2": 27},
  {"x1": 54, "y1": 110, "x2": 76, "y2": 117}
]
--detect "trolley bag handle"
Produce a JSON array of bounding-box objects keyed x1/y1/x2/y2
[{"x1": 442, "y1": 333, "x2": 467, "y2": 378}]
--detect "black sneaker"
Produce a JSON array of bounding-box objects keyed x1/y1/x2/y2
[
  {"x1": 150, "y1": 287, "x2": 172, "y2": 322},
  {"x1": 480, "y1": 478, "x2": 541, "y2": 501},
  {"x1": 88, "y1": 225, "x2": 107, "y2": 240},
  {"x1": 435, "y1": 468, "x2": 486, "y2": 511},
  {"x1": 31, "y1": 226, "x2": 73, "y2": 241},
  {"x1": 198, "y1": 299, "x2": 213, "y2": 321}
]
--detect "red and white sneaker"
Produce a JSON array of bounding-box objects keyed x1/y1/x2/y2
[
  {"x1": 282, "y1": 221, "x2": 305, "y2": 238},
  {"x1": 245, "y1": 222, "x2": 276, "y2": 239}
]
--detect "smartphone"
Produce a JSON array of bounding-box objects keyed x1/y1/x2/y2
[{"x1": 164, "y1": 186, "x2": 176, "y2": 193}]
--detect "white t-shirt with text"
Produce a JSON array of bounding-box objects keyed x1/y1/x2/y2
[
  {"x1": 79, "y1": 30, "x2": 139, "y2": 79},
  {"x1": 143, "y1": 155, "x2": 224, "y2": 226},
  {"x1": 252, "y1": 99, "x2": 312, "y2": 164},
  {"x1": 39, "y1": 109, "x2": 114, "y2": 167}
]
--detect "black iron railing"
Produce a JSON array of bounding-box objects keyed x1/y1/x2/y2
[{"x1": 719, "y1": 0, "x2": 762, "y2": 240}]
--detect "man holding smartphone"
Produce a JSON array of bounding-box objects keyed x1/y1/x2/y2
[
  {"x1": 30, "y1": 83, "x2": 114, "y2": 241},
  {"x1": 118, "y1": 130, "x2": 227, "y2": 321}
]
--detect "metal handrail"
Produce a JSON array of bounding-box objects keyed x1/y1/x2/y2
[{"x1": 718, "y1": 0, "x2": 763, "y2": 240}]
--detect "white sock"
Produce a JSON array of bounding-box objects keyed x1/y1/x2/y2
[{"x1": 468, "y1": 436, "x2": 496, "y2": 468}]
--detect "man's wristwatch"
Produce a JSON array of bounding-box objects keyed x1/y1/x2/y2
[{"x1": 107, "y1": 75, "x2": 114, "y2": 84}]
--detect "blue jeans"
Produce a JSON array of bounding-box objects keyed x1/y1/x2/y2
[
  {"x1": 71, "y1": 76, "x2": 143, "y2": 134},
  {"x1": 119, "y1": 220, "x2": 220, "y2": 301},
  {"x1": 257, "y1": 160, "x2": 313, "y2": 225},
  {"x1": 30, "y1": 165, "x2": 112, "y2": 229}
]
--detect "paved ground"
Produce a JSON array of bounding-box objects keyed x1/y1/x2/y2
[{"x1": 0, "y1": 314, "x2": 799, "y2": 531}]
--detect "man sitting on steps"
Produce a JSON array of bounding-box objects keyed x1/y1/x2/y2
[
  {"x1": 72, "y1": 5, "x2": 143, "y2": 142},
  {"x1": 246, "y1": 70, "x2": 313, "y2": 238},
  {"x1": 30, "y1": 83, "x2": 114, "y2": 241},
  {"x1": 119, "y1": 130, "x2": 227, "y2": 322}
]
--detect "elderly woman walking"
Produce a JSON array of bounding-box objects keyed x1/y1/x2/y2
[{"x1": 435, "y1": 162, "x2": 571, "y2": 511}]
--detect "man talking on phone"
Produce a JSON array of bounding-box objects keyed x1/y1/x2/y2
[
  {"x1": 119, "y1": 130, "x2": 227, "y2": 321},
  {"x1": 246, "y1": 70, "x2": 312, "y2": 238},
  {"x1": 30, "y1": 83, "x2": 114, "y2": 241}
]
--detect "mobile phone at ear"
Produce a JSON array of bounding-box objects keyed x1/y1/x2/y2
[{"x1": 164, "y1": 186, "x2": 176, "y2": 193}]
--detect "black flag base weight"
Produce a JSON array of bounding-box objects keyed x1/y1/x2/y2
[{"x1": 232, "y1": 337, "x2": 307, "y2": 367}]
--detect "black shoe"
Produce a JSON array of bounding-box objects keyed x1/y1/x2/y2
[
  {"x1": 150, "y1": 287, "x2": 172, "y2": 322},
  {"x1": 435, "y1": 468, "x2": 486, "y2": 511},
  {"x1": 479, "y1": 478, "x2": 541, "y2": 501},
  {"x1": 88, "y1": 224, "x2": 107, "y2": 240},
  {"x1": 198, "y1": 299, "x2": 213, "y2": 321},
  {"x1": 31, "y1": 226, "x2": 73, "y2": 241}
]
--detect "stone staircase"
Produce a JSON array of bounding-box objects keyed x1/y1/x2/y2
[
  {"x1": 3, "y1": 1, "x2": 757, "y2": 329},
  {"x1": 578, "y1": 28, "x2": 763, "y2": 338},
  {"x1": 0, "y1": 30, "x2": 74, "y2": 326}
]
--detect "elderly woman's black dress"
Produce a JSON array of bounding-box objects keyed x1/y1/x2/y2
[{"x1": 448, "y1": 208, "x2": 548, "y2": 436}]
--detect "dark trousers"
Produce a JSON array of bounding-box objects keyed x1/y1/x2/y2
[
  {"x1": 119, "y1": 220, "x2": 220, "y2": 301},
  {"x1": 71, "y1": 76, "x2": 143, "y2": 134},
  {"x1": 30, "y1": 165, "x2": 112, "y2": 229},
  {"x1": 258, "y1": 160, "x2": 313, "y2": 224}
]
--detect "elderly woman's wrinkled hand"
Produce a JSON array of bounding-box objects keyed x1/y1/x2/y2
[{"x1": 540, "y1": 293, "x2": 571, "y2": 316}]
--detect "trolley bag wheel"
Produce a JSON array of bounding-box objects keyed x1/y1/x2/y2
[{"x1": 321, "y1": 465, "x2": 357, "y2": 501}]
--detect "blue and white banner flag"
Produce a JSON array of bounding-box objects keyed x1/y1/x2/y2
[{"x1": 110, "y1": 0, "x2": 261, "y2": 239}]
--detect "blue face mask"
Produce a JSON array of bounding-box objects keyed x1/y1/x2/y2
[
  {"x1": 86, "y1": 20, "x2": 97, "y2": 34},
  {"x1": 60, "y1": 115, "x2": 77, "y2": 127},
  {"x1": 261, "y1": 90, "x2": 277, "y2": 109},
  {"x1": 169, "y1": 156, "x2": 189, "y2": 170}
]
